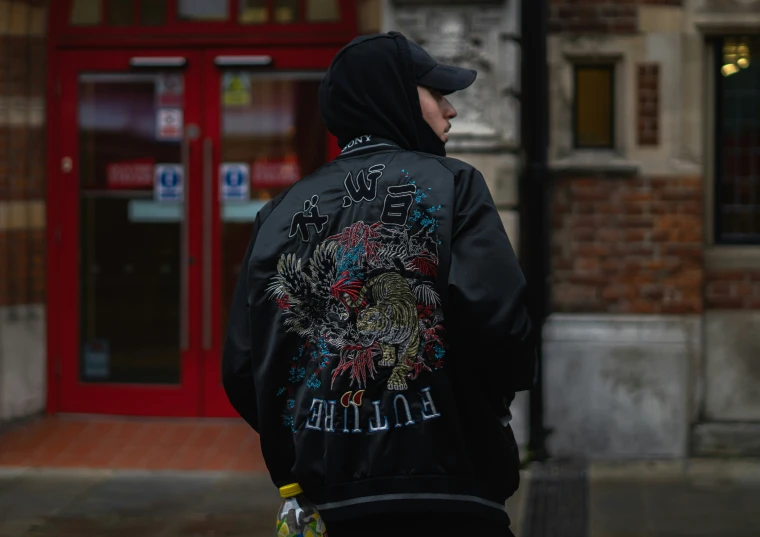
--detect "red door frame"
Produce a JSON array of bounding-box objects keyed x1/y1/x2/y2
[
  {"x1": 47, "y1": 47, "x2": 343, "y2": 417},
  {"x1": 53, "y1": 49, "x2": 206, "y2": 416}
]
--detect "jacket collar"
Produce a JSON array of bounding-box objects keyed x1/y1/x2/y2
[{"x1": 335, "y1": 136, "x2": 401, "y2": 159}]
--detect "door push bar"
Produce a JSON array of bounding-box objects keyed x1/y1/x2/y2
[
  {"x1": 214, "y1": 55, "x2": 273, "y2": 67},
  {"x1": 130, "y1": 57, "x2": 188, "y2": 68}
]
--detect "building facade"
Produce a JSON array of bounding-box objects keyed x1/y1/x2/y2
[
  {"x1": 2, "y1": 0, "x2": 758, "y2": 459},
  {"x1": 545, "y1": 0, "x2": 760, "y2": 458}
]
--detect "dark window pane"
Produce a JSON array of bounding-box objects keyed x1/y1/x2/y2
[
  {"x1": 574, "y1": 65, "x2": 614, "y2": 148},
  {"x1": 717, "y1": 37, "x2": 760, "y2": 242},
  {"x1": 307, "y1": 0, "x2": 340, "y2": 22},
  {"x1": 107, "y1": 0, "x2": 134, "y2": 26},
  {"x1": 141, "y1": 0, "x2": 168, "y2": 25},
  {"x1": 70, "y1": 0, "x2": 102, "y2": 26},
  {"x1": 178, "y1": 0, "x2": 228, "y2": 21},
  {"x1": 274, "y1": 0, "x2": 299, "y2": 23},
  {"x1": 240, "y1": 0, "x2": 268, "y2": 24},
  {"x1": 78, "y1": 72, "x2": 185, "y2": 384}
]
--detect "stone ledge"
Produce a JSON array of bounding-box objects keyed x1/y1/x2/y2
[
  {"x1": 589, "y1": 457, "x2": 760, "y2": 482},
  {"x1": 705, "y1": 246, "x2": 760, "y2": 270},
  {"x1": 693, "y1": 422, "x2": 760, "y2": 458},
  {"x1": 544, "y1": 313, "x2": 701, "y2": 345},
  {"x1": 550, "y1": 151, "x2": 640, "y2": 177}
]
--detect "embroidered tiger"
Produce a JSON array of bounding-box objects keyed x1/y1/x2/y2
[{"x1": 344, "y1": 272, "x2": 420, "y2": 391}]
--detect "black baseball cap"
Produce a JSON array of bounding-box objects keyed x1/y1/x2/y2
[{"x1": 406, "y1": 36, "x2": 477, "y2": 95}]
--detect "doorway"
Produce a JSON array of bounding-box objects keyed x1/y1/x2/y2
[{"x1": 51, "y1": 48, "x2": 339, "y2": 416}]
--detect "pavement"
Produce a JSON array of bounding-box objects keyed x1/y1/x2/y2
[
  {"x1": 587, "y1": 460, "x2": 760, "y2": 537},
  {"x1": 1, "y1": 417, "x2": 759, "y2": 536},
  {"x1": 0, "y1": 462, "x2": 758, "y2": 537}
]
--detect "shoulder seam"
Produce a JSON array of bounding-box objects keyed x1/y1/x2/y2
[{"x1": 407, "y1": 151, "x2": 461, "y2": 179}]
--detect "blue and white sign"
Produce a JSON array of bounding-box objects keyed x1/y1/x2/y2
[
  {"x1": 154, "y1": 164, "x2": 184, "y2": 202},
  {"x1": 220, "y1": 163, "x2": 250, "y2": 202}
]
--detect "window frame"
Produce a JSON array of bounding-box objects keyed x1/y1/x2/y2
[
  {"x1": 713, "y1": 36, "x2": 760, "y2": 245},
  {"x1": 572, "y1": 63, "x2": 616, "y2": 150},
  {"x1": 54, "y1": 0, "x2": 356, "y2": 46}
]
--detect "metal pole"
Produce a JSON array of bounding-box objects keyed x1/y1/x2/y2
[{"x1": 520, "y1": 0, "x2": 550, "y2": 461}]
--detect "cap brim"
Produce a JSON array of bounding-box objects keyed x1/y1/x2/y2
[{"x1": 417, "y1": 63, "x2": 477, "y2": 95}]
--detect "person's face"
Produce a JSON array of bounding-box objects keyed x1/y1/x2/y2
[{"x1": 417, "y1": 86, "x2": 457, "y2": 143}]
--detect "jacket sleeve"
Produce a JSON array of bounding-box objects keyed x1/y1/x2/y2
[
  {"x1": 447, "y1": 169, "x2": 536, "y2": 405},
  {"x1": 222, "y1": 212, "x2": 263, "y2": 432}
]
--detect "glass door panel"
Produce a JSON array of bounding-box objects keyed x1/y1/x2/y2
[
  {"x1": 78, "y1": 73, "x2": 184, "y2": 385},
  {"x1": 219, "y1": 72, "x2": 326, "y2": 338}
]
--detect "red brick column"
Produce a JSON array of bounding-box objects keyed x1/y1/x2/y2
[
  {"x1": 0, "y1": 0, "x2": 49, "y2": 308},
  {"x1": 637, "y1": 63, "x2": 660, "y2": 146}
]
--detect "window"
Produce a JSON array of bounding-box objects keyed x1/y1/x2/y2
[
  {"x1": 715, "y1": 37, "x2": 760, "y2": 243},
  {"x1": 307, "y1": 0, "x2": 340, "y2": 22},
  {"x1": 573, "y1": 65, "x2": 615, "y2": 149},
  {"x1": 106, "y1": 0, "x2": 134, "y2": 26},
  {"x1": 70, "y1": 0, "x2": 102, "y2": 25},
  {"x1": 239, "y1": 0, "x2": 341, "y2": 24},
  {"x1": 177, "y1": 0, "x2": 229, "y2": 21},
  {"x1": 141, "y1": 0, "x2": 168, "y2": 26}
]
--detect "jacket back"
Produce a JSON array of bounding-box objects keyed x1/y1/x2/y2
[{"x1": 222, "y1": 32, "x2": 535, "y2": 527}]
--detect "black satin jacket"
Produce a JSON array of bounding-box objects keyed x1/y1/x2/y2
[{"x1": 222, "y1": 136, "x2": 535, "y2": 527}]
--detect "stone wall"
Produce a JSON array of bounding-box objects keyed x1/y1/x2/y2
[
  {"x1": 0, "y1": 0, "x2": 49, "y2": 423},
  {"x1": 549, "y1": 0, "x2": 684, "y2": 35},
  {"x1": 544, "y1": 314, "x2": 698, "y2": 458},
  {"x1": 545, "y1": 0, "x2": 760, "y2": 458}
]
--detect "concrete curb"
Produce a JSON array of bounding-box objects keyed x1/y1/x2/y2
[
  {"x1": 0, "y1": 467, "x2": 270, "y2": 479},
  {"x1": 589, "y1": 458, "x2": 760, "y2": 483}
]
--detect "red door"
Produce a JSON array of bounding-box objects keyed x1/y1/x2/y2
[
  {"x1": 51, "y1": 47, "x2": 341, "y2": 417},
  {"x1": 55, "y1": 49, "x2": 206, "y2": 416},
  {"x1": 200, "y1": 47, "x2": 341, "y2": 416}
]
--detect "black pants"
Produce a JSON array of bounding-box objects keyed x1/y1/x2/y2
[{"x1": 325, "y1": 514, "x2": 515, "y2": 537}]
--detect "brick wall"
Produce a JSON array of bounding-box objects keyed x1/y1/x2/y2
[
  {"x1": 705, "y1": 271, "x2": 760, "y2": 309},
  {"x1": 550, "y1": 0, "x2": 683, "y2": 34},
  {"x1": 0, "y1": 0, "x2": 48, "y2": 308},
  {"x1": 637, "y1": 63, "x2": 660, "y2": 146},
  {"x1": 551, "y1": 175, "x2": 703, "y2": 314}
]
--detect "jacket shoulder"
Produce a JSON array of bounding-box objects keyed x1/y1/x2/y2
[{"x1": 405, "y1": 151, "x2": 478, "y2": 179}]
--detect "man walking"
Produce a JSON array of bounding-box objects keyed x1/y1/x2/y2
[{"x1": 223, "y1": 32, "x2": 535, "y2": 537}]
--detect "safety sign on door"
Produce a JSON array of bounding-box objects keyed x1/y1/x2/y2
[
  {"x1": 222, "y1": 73, "x2": 251, "y2": 107},
  {"x1": 156, "y1": 108, "x2": 183, "y2": 140},
  {"x1": 156, "y1": 74, "x2": 184, "y2": 108},
  {"x1": 155, "y1": 164, "x2": 184, "y2": 202},
  {"x1": 220, "y1": 163, "x2": 250, "y2": 202}
]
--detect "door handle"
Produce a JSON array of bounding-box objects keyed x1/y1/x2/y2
[
  {"x1": 179, "y1": 126, "x2": 195, "y2": 352},
  {"x1": 202, "y1": 137, "x2": 213, "y2": 351}
]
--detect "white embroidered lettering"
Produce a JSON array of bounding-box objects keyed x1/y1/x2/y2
[
  {"x1": 306, "y1": 399, "x2": 325, "y2": 430},
  {"x1": 393, "y1": 394, "x2": 416, "y2": 428},
  {"x1": 324, "y1": 400, "x2": 337, "y2": 432},
  {"x1": 369, "y1": 400, "x2": 390, "y2": 432},
  {"x1": 420, "y1": 387, "x2": 441, "y2": 421}
]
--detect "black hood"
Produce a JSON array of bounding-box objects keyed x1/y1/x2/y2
[{"x1": 319, "y1": 32, "x2": 447, "y2": 157}]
